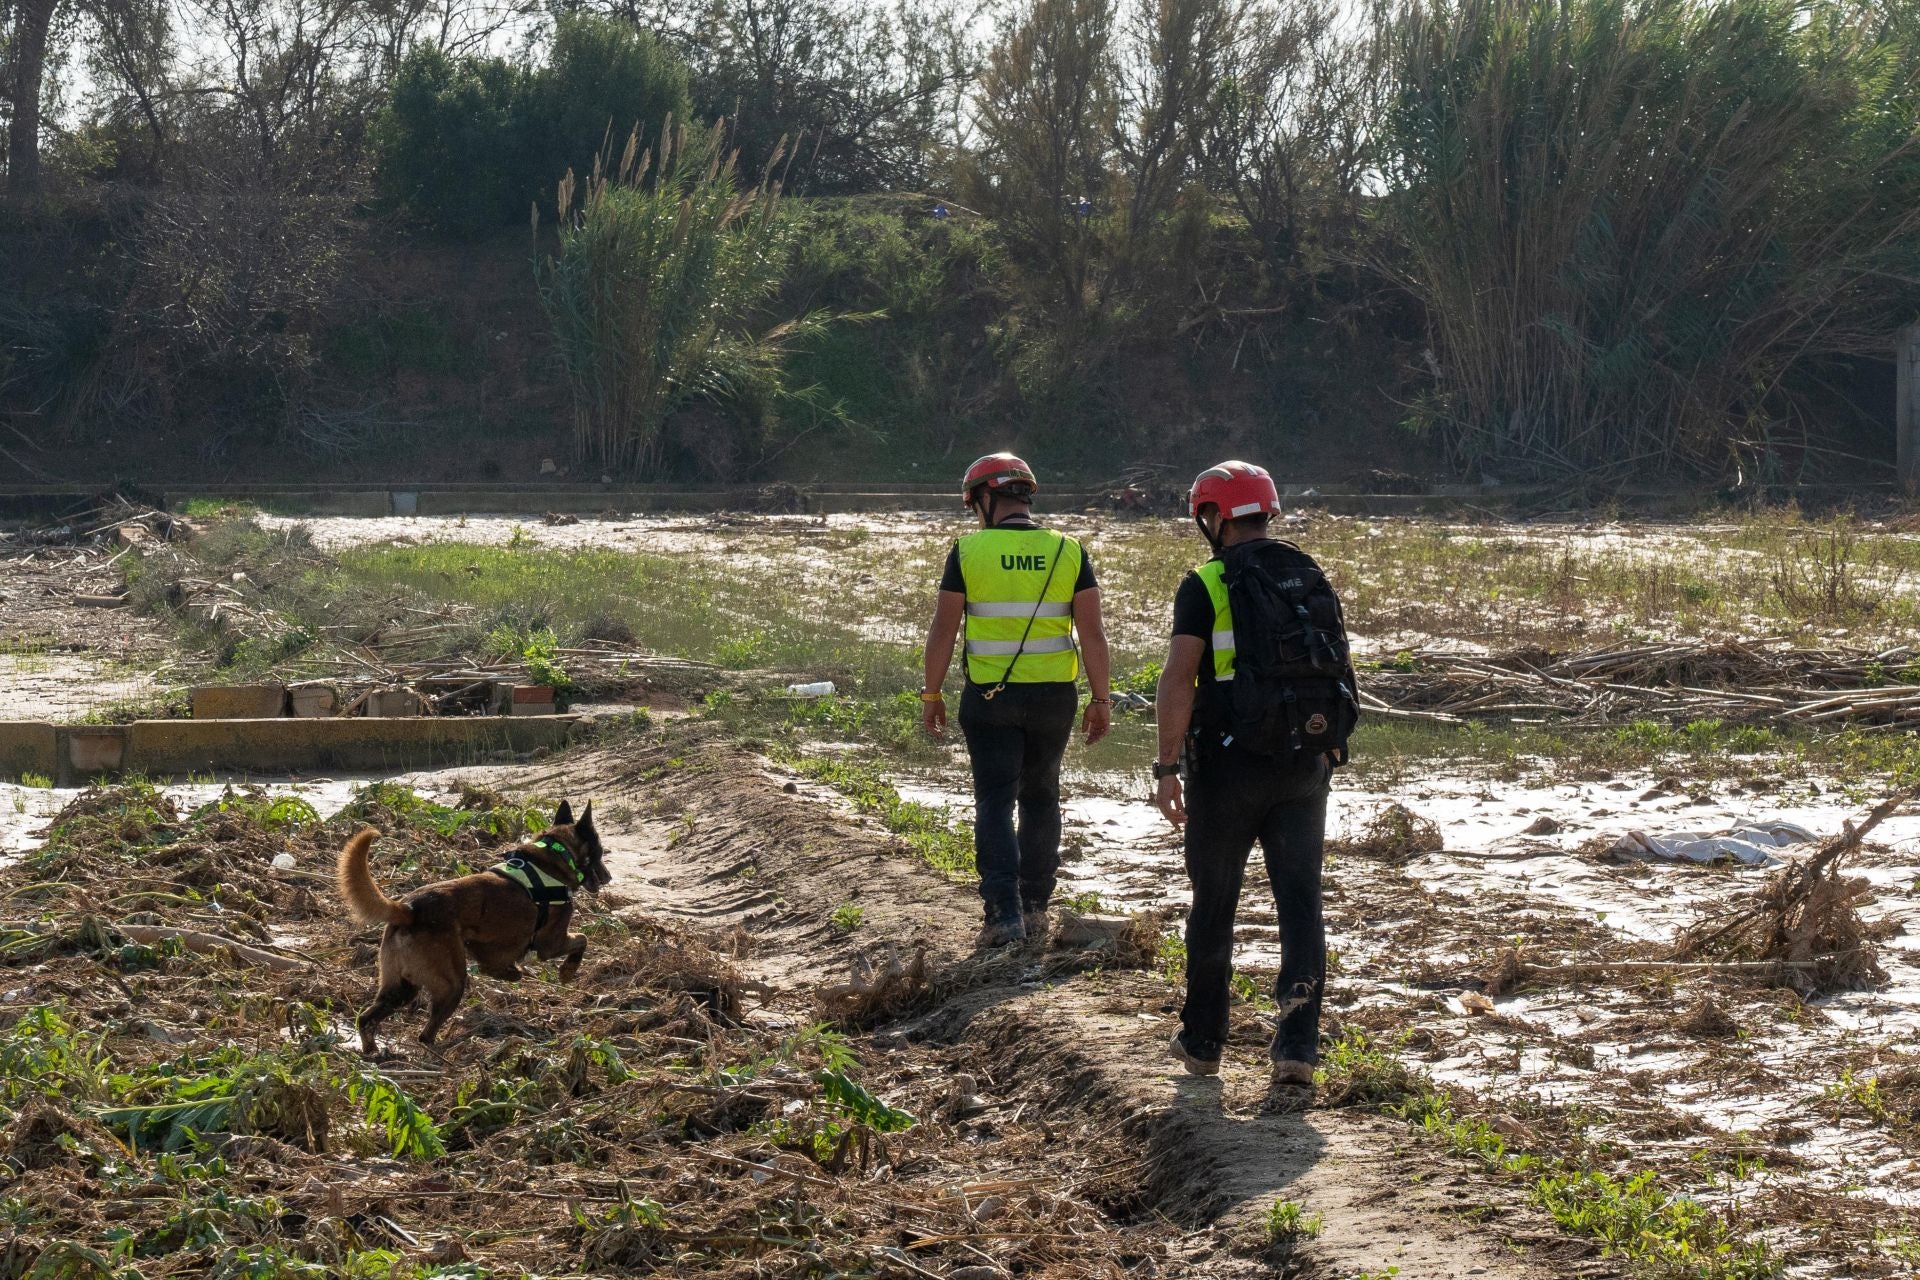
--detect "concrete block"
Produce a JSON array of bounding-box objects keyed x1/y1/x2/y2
[
  {"x1": 366, "y1": 688, "x2": 431, "y2": 717},
  {"x1": 288, "y1": 684, "x2": 340, "y2": 717},
  {"x1": 67, "y1": 725, "x2": 126, "y2": 773},
  {"x1": 511, "y1": 685, "x2": 557, "y2": 716},
  {"x1": 0, "y1": 722, "x2": 59, "y2": 779},
  {"x1": 125, "y1": 715, "x2": 583, "y2": 776},
  {"x1": 191, "y1": 685, "x2": 287, "y2": 719},
  {"x1": 390, "y1": 490, "x2": 420, "y2": 516}
]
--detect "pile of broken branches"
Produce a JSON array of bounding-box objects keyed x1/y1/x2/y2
[
  {"x1": 1361, "y1": 639, "x2": 1920, "y2": 730},
  {"x1": 1671, "y1": 784, "x2": 1919, "y2": 989}
]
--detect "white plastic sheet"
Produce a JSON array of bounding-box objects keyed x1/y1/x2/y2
[{"x1": 1608, "y1": 821, "x2": 1816, "y2": 867}]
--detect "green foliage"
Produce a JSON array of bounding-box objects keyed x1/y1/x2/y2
[
  {"x1": 830, "y1": 901, "x2": 865, "y2": 933},
  {"x1": 373, "y1": 17, "x2": 692, "y2": 236},
  {"x1": 1114, "y1": 663, "x2": 1162, "y2": 696},
  {"x1": 1155, "y1": 932, "x2": 1186, "y2": 983},
  {"x1": 715, "y1": 1022, "x2": 860, "y2": 1086},
  {"x1": 1314, "y1": 1027, "x2": 1426, "y2": 1109},
  {"x1": 814, "y1": 1068, "x2": 915, "y2": 1132},
  {"x1": 781, "y1": 692, "x2": 923, "y2": 752},
  {"x1": 345, "y1": 1069, "x2": 446, "y2": 1159},
  {"x1": 1381, "y1": 0, "x2": 1920, "y2": 479},
  {"x1": 483, "y1": 624, "x2": 571, "y2": 691},
  {"x1": 1265, "y1": 1198, "x2": 1323, "y2": 1242},
  {"x1": 1061, "y1": 889, "x2": 1105, "y2": 913},
  {"x1": 778, "y1": 752, "x2": 975, "y2": 876},
  {"x1": 537, "y1": 117, "x2": 808, "y2": 477},
  {"x1": 0, "y1": 1007, "x2": 109, "y2": 1106},
  {"x1": 1531, "y1": 1169, "x2": 1776, "y2": 1277},
  {"x1": 336, "y1": 782, "x2": 547, "y2": 845}
]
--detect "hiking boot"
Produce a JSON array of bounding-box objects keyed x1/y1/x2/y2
[
  {"x1": 1167, "y1": 1031, "x2": 1222, "y2": 1077},
  {"x1": 975, "y1": 919, "x2": 1026, "y2": 949},
  {"x1": 1270, "y1": 1058, "x2": 1315, "y2": 1087},
  {"x1": 1021, "y1": 908, "x2": 1050, "y2": 946}
]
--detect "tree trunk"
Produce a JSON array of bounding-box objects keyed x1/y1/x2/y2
[{"x1": 6, "y1": 0, "x2": 58, "y2": 197}]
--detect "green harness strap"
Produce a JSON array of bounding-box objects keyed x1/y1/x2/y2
[{"x1": 490, "y1": 837, "x2": 577, "y2": 930}]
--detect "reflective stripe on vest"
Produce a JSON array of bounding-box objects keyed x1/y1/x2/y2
[
  {"x1": 956, "y1": 528, "x2": 1083, "y2": 684},
  {"x1": 1195, "y1": 560, "x2": 1236, "y2": 683}
]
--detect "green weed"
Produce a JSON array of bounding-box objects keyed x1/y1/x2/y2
[
  {"x1": 830, "y1": 901, "x2": 865, "y2": 933},
  {"x1": 0, "y1": 1006, "x2": 109, "y2": 1105},
  {"x1": 1061, "y1": 889, "x2": 1105, "y2": 913},
  {"x1": 1156, "y1": 932, "x2": 1187, "y2": 983},
  {"x1": 777, "y1": 752, "x2": 974, "y2": 877},
  {"x1": 1265, "y1": 1198, "x2": 1323, "y2": 1242}
]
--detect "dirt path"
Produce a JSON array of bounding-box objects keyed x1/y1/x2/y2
[{"x1": 528, "y1": 731, "x2": 1611, "y2": 1279}]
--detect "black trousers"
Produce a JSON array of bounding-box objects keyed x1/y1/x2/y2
[
  {"x1": 958, "y1": 681, "x2": 1077, "y2": 925},
  {"x1": 1180, "y1": 744, "x2": 1331, "y2": 1061}
]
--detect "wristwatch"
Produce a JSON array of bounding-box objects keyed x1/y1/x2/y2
[{"x1": 1151, "y1": 760, "x2": 1181, "y2": 780}]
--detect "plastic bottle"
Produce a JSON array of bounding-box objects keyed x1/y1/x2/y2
[{"x1": 786, "y1": 681, "x2": 836, "y2": 697}]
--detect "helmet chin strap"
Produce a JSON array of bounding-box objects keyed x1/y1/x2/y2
[{"x1": 1198, "y1": 510, "x2": 1223, "y2": 552}]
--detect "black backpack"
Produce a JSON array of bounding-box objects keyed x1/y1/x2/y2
[{"x1": 1217, "y1": 541, "x2": 1359, "y2": 763}]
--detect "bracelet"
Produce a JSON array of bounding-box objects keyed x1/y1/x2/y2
[
  {"x1": 1089, "y1": 697, "x2": 1112, "y2": 705},
  {"x1": 919, "y1": 691, "x2": 945, "y2": 702}
]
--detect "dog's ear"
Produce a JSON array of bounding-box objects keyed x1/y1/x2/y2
[
  {"x1": 554, "y1": 799, "x2": 575, "y2": 827},
  {"x1": 576, "y1": 801, "x2": 595, "y2": 837}
]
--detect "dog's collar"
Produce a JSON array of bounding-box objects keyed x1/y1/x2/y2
[{"x1": 528, "y1": 835, "x2": 581, "y2": 880}]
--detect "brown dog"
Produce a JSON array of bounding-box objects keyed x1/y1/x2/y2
[{"x1": 337, "y1": 800, "x2": 611, "y2": 1052}]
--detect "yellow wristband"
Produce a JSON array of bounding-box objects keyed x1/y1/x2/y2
[{"x1": 920, "y1": 691, "x2": 945, "y2": 702}]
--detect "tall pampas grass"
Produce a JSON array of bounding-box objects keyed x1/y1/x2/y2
[{"x1": 536, "y1": 118, "x2": 790, "y2": 476}]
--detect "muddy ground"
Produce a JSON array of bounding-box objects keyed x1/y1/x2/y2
[
  {"x1": 5, "y1": 508, "x2": 1920, "y2": 1277},
  {"x1": 0, "y1": 729, "x2": 1613, "y2": 1280}
]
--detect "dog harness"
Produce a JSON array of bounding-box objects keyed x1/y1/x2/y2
[{"x1": 489, "y1": 837, "x2": 577, "y2": 930}]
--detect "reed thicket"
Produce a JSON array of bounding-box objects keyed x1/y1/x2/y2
[
  {"x1": 536, "y1": 119, "x2": 790, "y2": 475},
  {"x1": 1379, "y1": 0, "x2": 1920, "y2": 480}
]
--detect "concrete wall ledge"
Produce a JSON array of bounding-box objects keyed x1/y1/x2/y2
[
  {"x1": 0, "y1": 722, "x2": 59, "y2": 779},
  {"x1": 120, "y1": 715, "x2": 585, "y2": 777}
]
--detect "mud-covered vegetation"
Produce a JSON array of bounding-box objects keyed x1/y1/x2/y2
[{"x1": 6, "y1": 0, "x2": 1919, "y2": 487}]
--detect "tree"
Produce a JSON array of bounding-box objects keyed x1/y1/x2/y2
[
  {"x1": 568, "y1": 0, "x2": 977, "y2": 193},
  {"x1": 1380, "y1": 0, "x2": 1920, "y2": 480},
  {"x1": 1190, "y1": 0, "x2": 1383, "y2": 278},
  {"x1": 962, "y1": 0, "x2": 1119, "y2": 324},
  {"x1": 373, "y1": 14, "x2": 691, "y2": 234},
  {"x1": 4, "y1": 0, "x2": 61, "y2": 194}
]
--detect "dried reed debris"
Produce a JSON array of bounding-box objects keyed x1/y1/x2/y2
[{"x1": 1674, "y1": 784, "x2": 1919, "y2": 989}]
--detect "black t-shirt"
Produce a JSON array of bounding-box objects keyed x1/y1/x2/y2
[
  {"x1": 939, "y1": 518, "x2": 1098, "y2": 595},
  {"x1": 1172, "y1": 569, "x2": 1221, "y2": 692},
  {"x1": 1172, "y1": 539, "x2": 1355, "y2": 715}
]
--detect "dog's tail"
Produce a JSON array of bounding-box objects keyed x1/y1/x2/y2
[{"x1": 336, "y1": 828, "x2": 412, "y2": 927}]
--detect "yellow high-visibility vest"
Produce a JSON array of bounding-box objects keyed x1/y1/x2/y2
[
  {"x1": 956, "y1": 528, "x2": 1083, "y2": 684},
  {"x1": 1194, "y1": 560, "x2": 1236, "y2": 682}
]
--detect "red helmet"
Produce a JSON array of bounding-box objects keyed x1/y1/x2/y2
[
  {"x1": 1190, "y1": 460, "x2": 1280, "y2": 521},
  {"x1": 961, "y1": 452, "x2": 1038, "y2": 508}
]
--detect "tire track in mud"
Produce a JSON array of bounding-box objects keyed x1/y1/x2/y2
[{"x1": 529, "y1": 733, "x2": 1610, "y2": 1280}]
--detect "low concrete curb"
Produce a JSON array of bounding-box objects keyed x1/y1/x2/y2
[
  {"x1": 18, "y1": 715, "x2": 586, "y2": 781},
  {"x1": 0, "y1": 722, "x2": 58, "y2": 779}
]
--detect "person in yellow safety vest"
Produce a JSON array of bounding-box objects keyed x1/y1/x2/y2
[
  {"x1": 921, "y1": 453, "x2": 1114, "y2": 948},
  {"x1": 1153, "y1": 460, "x2": 1359, "y2": 1089}
]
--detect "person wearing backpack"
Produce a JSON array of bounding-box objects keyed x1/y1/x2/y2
[
  {"x1": 1152, "y1": 460, "x2": 1359, "y2": 1084},
  {"x1": 921, "y1": 453, "x2": 1114, "y2": 948}
]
